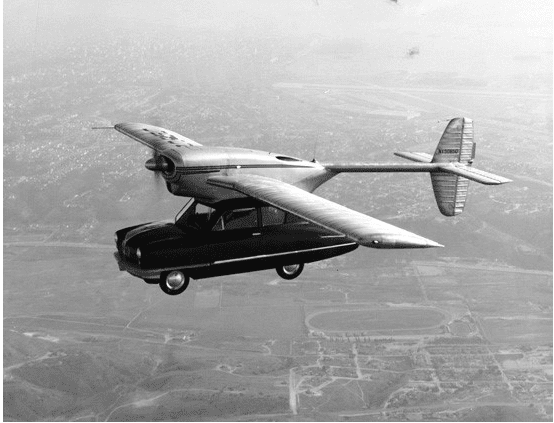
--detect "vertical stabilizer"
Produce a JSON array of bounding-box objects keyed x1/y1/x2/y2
[
  {"x1": 432, "y1": 117, "x2": 475, "y2": 164},
  {"x1": 431, "y1": 118, "x2": 475, "y2": 216}
]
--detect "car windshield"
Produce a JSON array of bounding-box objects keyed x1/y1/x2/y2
[
  {"x1": 175, "y1": 198, "x2": 195, "y2": 224},
  {"x1": 175, "y1": 199, "x2": 216, "y2": 230}
]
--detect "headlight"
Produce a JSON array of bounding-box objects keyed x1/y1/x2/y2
[{"x1": 136, "y1": 248, "x2": 141, "y2": 259}]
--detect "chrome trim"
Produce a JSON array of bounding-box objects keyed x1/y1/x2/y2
[{"x1": 212, "y1": 242, "x2": 357, "y2": 265}]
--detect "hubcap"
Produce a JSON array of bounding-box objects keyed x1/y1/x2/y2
[
  {"x1": 283, "y1": 264, "x2": 300, "y2": 275},
  {"x1": 165, "y1": 271, "x2": 185, "y2": 290}
]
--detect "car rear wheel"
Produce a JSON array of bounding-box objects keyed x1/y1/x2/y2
[
  {"x1": 159, "y1": 270, "x2": 190, "y2": 295},
  {"x1": 276, "y1": 263, "x2": 304, "y2": 280}
]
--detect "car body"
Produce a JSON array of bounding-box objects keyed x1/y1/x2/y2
[{"x1": 114, "y1": 199, "x2": 358, "y2": 293}]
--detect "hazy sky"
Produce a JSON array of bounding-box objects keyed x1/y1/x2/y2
[
  {"x1": 5, "y1": 0, "x2": 551, "y2": 47},
  {"x1": 19, "y1": 0, "x2": 549, "y2": 33}
]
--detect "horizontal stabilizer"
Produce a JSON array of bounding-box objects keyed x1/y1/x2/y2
[{"x1": 441, "y1": 163, "x2": 512, "y2": 185}]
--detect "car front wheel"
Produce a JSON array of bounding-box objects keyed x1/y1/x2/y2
[
  {"x1": 159, "y1": 270, "x2": 190, "y2": 295},
  {"x1": 276, "y1": 263, "x2": 304, "y2": 280}
]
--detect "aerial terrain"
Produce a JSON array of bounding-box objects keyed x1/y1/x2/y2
[{"x1": 4, "y1": 0, "x2": 552, "y2": 421}]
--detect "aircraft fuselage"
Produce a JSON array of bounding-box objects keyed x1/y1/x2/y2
[{"x1": 161, "y1": 146, "x2": 334, "y2": 205}]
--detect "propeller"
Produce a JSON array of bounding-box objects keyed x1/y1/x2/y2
[
  {"x1": 145, "y1": 150, "x2": 171, "y2": 172},
  {"x1": 143, "y1": 116, "x2": 175, "y2": 191},
  {"x1": 145, "y1": 150, "x2": 173, "y2": 192}
]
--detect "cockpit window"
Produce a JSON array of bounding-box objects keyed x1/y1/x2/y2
[
  {"x1": 275, "y1": 155, "x2": 301, "y2": 162},
  {"x1": 213, "y1": 208, "x2": 258, "y2": 231}
]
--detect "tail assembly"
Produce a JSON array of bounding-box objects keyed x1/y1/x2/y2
[
  {"x1": 320, "y1": 117, "x2": 511, "y2": 217},
  {"x1": 395, "y1": 117, "x2": 511, "y2": 217}
]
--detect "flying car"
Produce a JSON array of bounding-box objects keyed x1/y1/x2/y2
[{"x1": 110, "y1": 117, "x2": 510, "y2": 295}]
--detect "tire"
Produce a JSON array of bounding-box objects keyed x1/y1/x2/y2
[
  {"x1": 276, "y1": 263, "x2": 304, "y2": 280},
  {"x1": 159, "y1": 270, "x2": 190, "y2": 295}
]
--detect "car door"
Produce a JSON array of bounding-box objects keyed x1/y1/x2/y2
[
  {"x1": 258, "y1": 206, "x2": 320, "y2": 255},
  {"x1": 206, "y1": 207, "x2": 263, "y2": 263}
]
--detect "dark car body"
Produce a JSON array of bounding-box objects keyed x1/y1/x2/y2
[{"x1": 114, "y1": 199, "x2": 358, "y2": 282}]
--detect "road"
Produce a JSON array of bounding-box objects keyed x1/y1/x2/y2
[{"x1": 289, "y1": 369, "x2": 298, "y2": 415}]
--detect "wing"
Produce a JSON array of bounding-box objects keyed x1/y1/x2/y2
[
  {"x1": 114, "y1": 123, "x2": 202, "y2": 152},
  {"x1": 207, "y1": 175, "x2": 443, "y2": 249}
]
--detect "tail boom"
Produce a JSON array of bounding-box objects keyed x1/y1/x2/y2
[
  {"x1": 323, "y1": 163, "x2": 438, "y2": 173},
  {"x1": 322, "y1": 162, "x2": 510, "y2": 185}
]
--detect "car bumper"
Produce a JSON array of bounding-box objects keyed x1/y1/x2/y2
[{"x1": 114, "y1": 252, "x2": 163, "y2": 279}]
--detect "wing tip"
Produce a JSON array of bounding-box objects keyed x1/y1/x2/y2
[
  {"x1": 362, "y1": 233, "x2": 444, "y2": 249},
  {"x1": 428, "y1": 240, "x2": 445, "y2": 248},
  {"x1": 497, "y1": 177, "x2": 513, "y2": 184}
]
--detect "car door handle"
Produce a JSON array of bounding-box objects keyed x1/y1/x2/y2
[{"x1": 252, "y1": 232, "x2": 261, "y2": 236}]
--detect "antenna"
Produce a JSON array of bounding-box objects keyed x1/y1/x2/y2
[{"x1": 311, "y1": 131, "x2": 319, "y2": 163}]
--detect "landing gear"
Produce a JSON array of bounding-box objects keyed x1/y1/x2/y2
[
  {"x1": 276, "y1": 263, "x2": 304, "y2": 280},
  {"x1": 159, "y1": 270, "x2": 190, "y2": 295}
]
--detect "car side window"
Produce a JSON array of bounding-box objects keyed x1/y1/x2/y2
[
  {"x1": 261, "y1": 206, "x2": 285, "y2": 226},
  {"x1": 213, "y1": 208, "x2": 258, "y2": 231},
  {"x1": 285, "y1": 213, "x2": 305, "y2": 224}
]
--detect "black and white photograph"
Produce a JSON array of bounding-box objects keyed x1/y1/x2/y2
[{"x1": 4, "y1": 0, "x2": 552, "y2": 421}]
